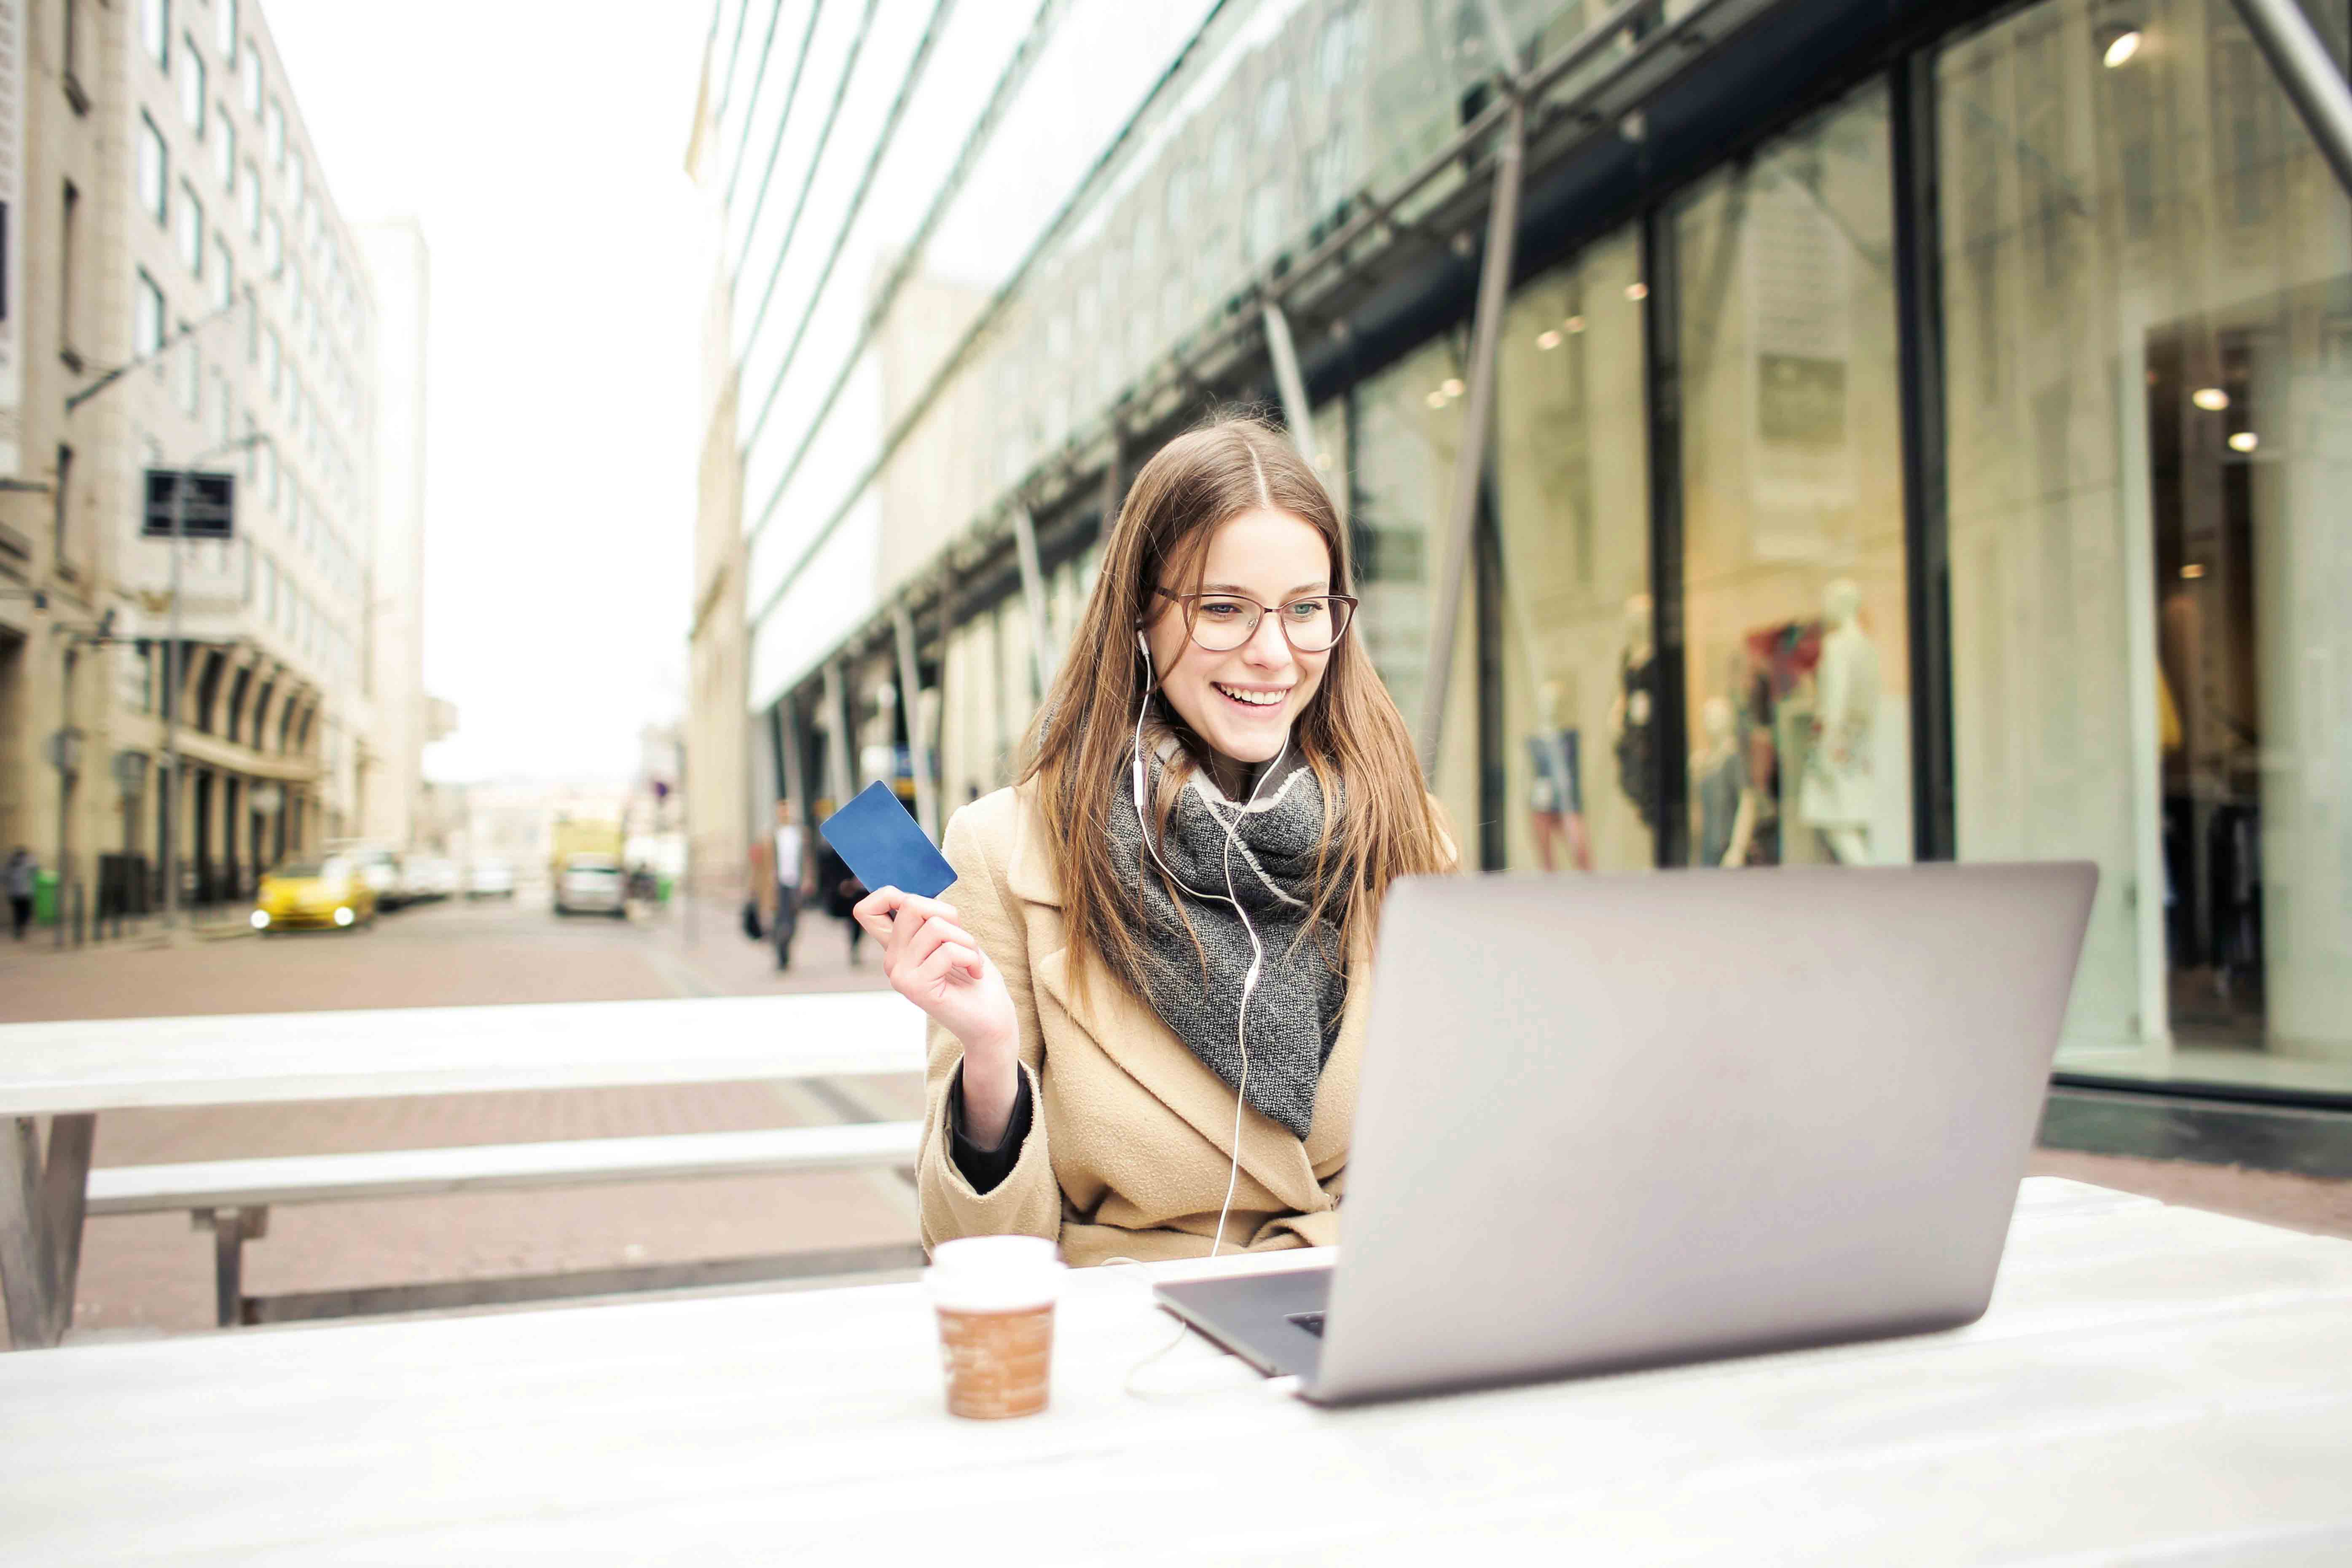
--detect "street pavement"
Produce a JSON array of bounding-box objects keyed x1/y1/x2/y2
[
  {"x1": 1, "y1": 888, "x2": 2344, "y2": 1347},
  {"x1": 1, "y1": 887, "x2": 917, "y2": 1345}
]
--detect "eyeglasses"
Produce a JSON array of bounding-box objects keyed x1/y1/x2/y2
[{"x1": 1154, "y1": 588, "x2": 1359, "y2": 654}]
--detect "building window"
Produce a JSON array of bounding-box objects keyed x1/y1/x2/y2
[
  {"x1": 1673, "y1": 81, "x2": 1910, "y2": 871},
  {"x1": 1493, "y1": 228, "x2": 1655, "y2": 873},
  {"x1": 263, "y1": 324, "x2": 280, "y2": 394},
  {"x1": 135, "y1": 271, "x2": 166, "y2": 356},
  {"x1": 242, "y1": 44, "x2": 261, "y2": 117},
  {"x1": 288, "y1": 151, "x2": 304, "y2": 210},
  {"x1": 211, "y1": 370, "x2": 232, "y2": 446},
  {"x1": 176, "y1": 182, "x2": 204, "y2": 275},
  {"x1": 214, "y1": 108, "x2": 235, "y2": 188},
  {"x1": 61, "y1": 0, "x2": 89, "y2": 107},
  {"x1": 140, "y1": 0, "x2": 169, "y2": 70},
  {"x1": 58, "y1": 182, "x2": 80, "y2": 362},
  {"x1": 138, "y1": 114, "x2": 169, "y2": 223},
  {"x1": 1938, "y1": 0, "x2": 2352, "y2": 1080},
  {"x1": 216, "y1": 0, "x2": 237, "y2": 63},
  {"x1": 263, "y1": 211, "x2": 282, "y2": 275},
  {"x1": 264, "y1": 97, "x2": 285, "y2": 167},
  {"x1": 241, "y1": 161, "x2": 260, "y2": 235},
  {"x1": 179, "y1": 33, "x2": 205, "y2": 133},
  {"x1": 212, "y1": 233, "x2": 233, "y2": 311},
  {"x1": 53, "y1": 446, "x2": 73, "y2": 557}
]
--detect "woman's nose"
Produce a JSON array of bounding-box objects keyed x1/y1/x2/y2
[{"x1": 1241, "y1": 609, "x2": 1293, "y2": 669}]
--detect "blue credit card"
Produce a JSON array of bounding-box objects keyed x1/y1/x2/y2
[{"x1": 818, "y1": 781, "x2": 957, "y2": 901}]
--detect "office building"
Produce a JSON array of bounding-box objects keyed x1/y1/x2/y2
[
  {"x1": 0, "y1": 0, "x2": 385, "y2": 922},
  {"x1": 689, "y1": 0, "x2": 2352, "y2": 1098}
]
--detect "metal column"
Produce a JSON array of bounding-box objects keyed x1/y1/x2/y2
[
  {"x1": 1261, "y1": 300, "x2": 1319, "y2": 461},
  {"x1": 1416, "y1": 102, "x2": 1527, "y2": 778},
  {"x1": 820, "y1": 660, "x2": 855, "y2": 809},
  {"x1": 891, "y1": 602, "x2": 940, "y2": 841},
  {"x1": 2231, "y1": 0, "x2": 2352, "y2": 201},
  {"x1": 1010, "y1": 504, "x2": 1056, "y2": 700}
]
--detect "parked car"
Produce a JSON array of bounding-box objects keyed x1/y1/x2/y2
[
  {"x1": 554, "y1": 853, "x2": 627, "y2": 918},
  {"x1": 252, "y1": 857, "x2": 378, "y2": 934},
  {"x1": 464, "y1": 859, "x2": 516, "y2": 899},
  {"x1": 398, "y1": 855, "x2": 458, "y2": 903},
  {"x1": 327, "y1": 841, "x2": 407, "y2": 911}
]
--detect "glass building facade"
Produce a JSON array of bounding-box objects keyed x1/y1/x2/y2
[{"x1": 697, "y1": 0, "x2": 2352, "y2": 1101}]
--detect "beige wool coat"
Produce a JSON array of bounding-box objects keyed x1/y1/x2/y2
[{"x1": 917, "y1": 780, "x2": 1374, "y2": 1267}]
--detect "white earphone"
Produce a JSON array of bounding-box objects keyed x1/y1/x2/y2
[{"x1": 1132, "y1": 626, "x2": 1283, "y2": 1259}]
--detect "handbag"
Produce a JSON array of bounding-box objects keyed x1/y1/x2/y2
[{"x1": 740, "y1": 899, "x2": 764, "y2": 941}]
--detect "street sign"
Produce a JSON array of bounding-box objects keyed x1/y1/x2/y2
[
  {"x1": 46, "y1": 728, "x2": 83, "y2": 778},
  {"x1": 250, "y1": 782, "x2": 284, "y2": 812},
  {"x1": 113, "y1": 750, "x2": 149, "y2": 795},
  {"x1": 140, "y1": 469, "x2": 237, "y2": 540}
]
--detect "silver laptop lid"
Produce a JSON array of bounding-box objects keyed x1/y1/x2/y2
[{"x1": 1311, "y1": 862, "x2": 2097, "y2": 1405}]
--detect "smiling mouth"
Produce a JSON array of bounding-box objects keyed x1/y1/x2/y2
[{"x1": 1214, "y1": 682, "x2": 1289, "y2": 709}]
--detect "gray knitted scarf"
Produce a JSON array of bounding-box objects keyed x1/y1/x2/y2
[{"x1": 1107, "y1": 736, "x2": 1349, "y2": 1140}]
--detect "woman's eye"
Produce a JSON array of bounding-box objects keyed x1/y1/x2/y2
[
  {"x1": 1286, "y1": 600, "x2": 1329, "y2": 620},
  {"x1": 1198, "y1": 599, "x2": 1247, "y2": 619}
]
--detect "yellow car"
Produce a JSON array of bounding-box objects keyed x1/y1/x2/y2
[{"x1": 251, "y1": 856, "x2": 379, "y2": 934}]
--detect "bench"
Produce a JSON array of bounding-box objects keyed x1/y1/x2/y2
[{"x1": 87, "y1": 1120, "x2": 925, "y2": 1328}]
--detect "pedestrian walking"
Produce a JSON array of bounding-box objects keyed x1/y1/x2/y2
[
  {"x1": 5, "y1": 847, "x2": 35, "y2": 940},
  {"x1": 771, "y1": 800, "x2": 808, "y2": 971}
]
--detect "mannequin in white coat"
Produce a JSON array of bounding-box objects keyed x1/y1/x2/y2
[{"x1": 1799, "y1": 577, "x2": 1879, "y2": 865}]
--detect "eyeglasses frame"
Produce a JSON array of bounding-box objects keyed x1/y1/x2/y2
[{"x1": 1151, "y1": 586, "x2": 1360, "y2": 654}]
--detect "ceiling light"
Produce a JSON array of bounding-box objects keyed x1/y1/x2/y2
[
  {"x1": 1536, "y1": 330, "x2": 1563, "y2": 350},
  {"x1": 2229, "y1": 430, "x2": 2258, "y2": 452},
  {"x1": 1441, "y1": 377, "x2": 1465, "y2": 397},
  {"x1": 1425, "y1": 390, "x2": 1447, "y2": 409},
  {"x1": 1625, "y1": 282, "x2": 1649, "y2": 302},
  {"x1": 1565, "y1": 314, "x2": 1587, "y2": 333},
  {"x1": 2191, "y1": 387, "x2": 2229, "y2": 411},
  {"x1": 2100, "y1": 24, "x2": 2142, "y2": 67},
  {"x1": 2180, "y1": 563, "x2": 2207, "y2": 579}
]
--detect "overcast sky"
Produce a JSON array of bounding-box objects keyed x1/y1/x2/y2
[{"x1": 268, "y1": 1, "x2": 714, "y2": 785}]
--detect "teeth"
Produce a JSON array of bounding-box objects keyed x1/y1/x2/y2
[{"x1": 1216, "y1": 683, "x2": 1286, "y2": 708}]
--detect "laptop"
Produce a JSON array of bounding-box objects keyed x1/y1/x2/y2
[{"x1": 1154, "y1": 861, "x2": 2099, "y2": 1406}]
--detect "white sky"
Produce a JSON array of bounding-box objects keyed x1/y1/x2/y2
[{"x1": 267, "y1": 0, "x2": 714, "y2": 786}]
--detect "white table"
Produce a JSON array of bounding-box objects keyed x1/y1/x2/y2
[
  {"x1": 0, "y1": 993, "x2": 919, "y2": 1348},
  {"x1": 3, "y1": 1179, "x2": 2348, "y2": 1565}
]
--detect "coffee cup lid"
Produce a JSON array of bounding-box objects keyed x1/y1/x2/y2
[{"x1": 927, "y1": 1235, "x2": 1065, "y2": 1311}]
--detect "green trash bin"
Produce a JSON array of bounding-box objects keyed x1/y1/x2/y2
[{"x1": 32, "y1": 870, "x2": 58, "y2": 926}]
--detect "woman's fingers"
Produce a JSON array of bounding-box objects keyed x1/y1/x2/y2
[
  {"x1": 894, "y1": 914, "x2": 978, "y2": 975},
  {"x1": 908, "y1": 937, "x2": 983, "y2": 990},
  {"x1": 851, "y1": 887, "x2": 960, "y2": 945}
]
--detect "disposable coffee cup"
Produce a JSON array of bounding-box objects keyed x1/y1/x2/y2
[{"x1": 926, "y1": 1235, "x2": 1066, "y2": 1420}]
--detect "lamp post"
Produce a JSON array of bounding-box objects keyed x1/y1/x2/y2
[{"x1": 158, "y1": 432, "x2": 270, "y2": 928}]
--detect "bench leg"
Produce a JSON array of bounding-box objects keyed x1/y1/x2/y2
[
  {"x1": 197, "y1": 1207, "x2": 269, "y2": 1329},
  {"x1": 39, "y1": 1116, "x2": 95, "y2": 1344},
  {"x1": 0, "y1": 1119, "x2": 60, "y2": 1349}
]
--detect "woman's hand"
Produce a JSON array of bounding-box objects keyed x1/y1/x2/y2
[{"x1": 854, "y1": 887, "x2": 1022, "y2": 1141}]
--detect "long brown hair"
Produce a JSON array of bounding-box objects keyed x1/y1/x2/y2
[{"x1": 1022, "y1": 416, "x2": 1455, "y2": 1005}]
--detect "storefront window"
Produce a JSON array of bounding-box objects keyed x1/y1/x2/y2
[
  {"x1": 1492, "y1": 225, "x2": 1654, "y2": 871},
  {"x1": 1353, "y1": 336, "x2": 1481, "y2": 850},
  {"x1": 1673, "y1": 80, "x2": 1912, "y2": 869},
  {"x1": 1939, "y1": 0, "x2": 2352, "y2": 1089}
]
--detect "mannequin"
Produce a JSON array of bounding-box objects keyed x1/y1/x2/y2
[
  {"x1": 1607, "y1": 594, "x2": 1659, "y2": 830},
  {"x1": 1692, "y1": 695, "x2": 1757, "y2": 867},
  {"x1": 1526, "y1": 679, "x2": 1592, "y2": 872},
  {"x1": 1798, "y1": 577, "x2": 1879, "y2": 865}
]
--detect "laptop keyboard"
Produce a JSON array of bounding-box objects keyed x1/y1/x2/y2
[{"x1": 1286, "y1": 1310, "x2": 1327, "y2": 1338}]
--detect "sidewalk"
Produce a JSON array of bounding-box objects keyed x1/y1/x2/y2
[{"x1": 638, "y1": 893, "x2": 894, "y2": 1001}]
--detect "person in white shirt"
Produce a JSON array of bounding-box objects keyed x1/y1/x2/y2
[{"x1": 771, "y1": 800, "x2": 808, "y2": 970}]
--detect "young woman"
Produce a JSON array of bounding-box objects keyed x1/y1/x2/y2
[{"x1": 856, "y1": 418, "x2": 1454, "y2": 1266}]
